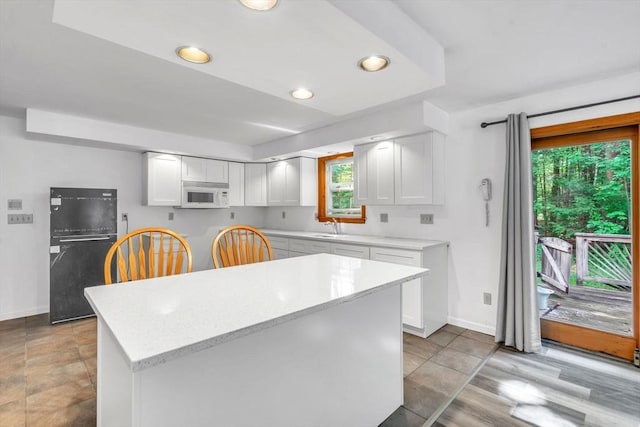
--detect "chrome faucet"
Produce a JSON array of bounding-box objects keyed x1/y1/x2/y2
[{"x1": 324, "y1": 218, "x2": 340, "y2": 235}]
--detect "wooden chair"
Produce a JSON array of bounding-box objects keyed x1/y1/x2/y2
[
  {"x1": 104, "y1": 227, "x2": 192, "y2": 285},
  {"x1": 212, "y1": 225, "x2": 273, "y2": 268}
]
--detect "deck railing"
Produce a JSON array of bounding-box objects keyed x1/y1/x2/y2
[{"x1": 575, "y1": 233, "x2": 632, "y2": 291}]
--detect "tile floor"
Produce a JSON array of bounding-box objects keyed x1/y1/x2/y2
[
  {"x1": 0, "y1": 314, "x2": 96, "y2": 427},
  {"x1": 1, "y1": 314, "x2": 496, "y2": 427},
  {"x1": 380, "y1": 325, "x2": 498, "y2": 426}
]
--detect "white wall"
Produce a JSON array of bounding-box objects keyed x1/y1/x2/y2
[
  {"x1": 263, "y1": 71, "x2": 640, "y2": 335},
  {"x1": 0, "y1": 115, "x2": 266, "y2": 320}
]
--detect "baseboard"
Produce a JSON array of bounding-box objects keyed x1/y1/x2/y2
[
  {"x1": 0, "y1": 306, "x2": 48, "y2": 322},
  {"x1": 448, "y1": 316, "x2": 496, "y2": 336}
]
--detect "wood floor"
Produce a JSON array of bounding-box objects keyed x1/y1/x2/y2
[
  {"x1": 545, "y1": 285, "x2": 633, "y2": 336},
  {"x1": 433, "y1": 342, "x2": 640, "y2": 427},
  {"x1": 2, "y1": 314, "x2": 639, "y2": 426}
]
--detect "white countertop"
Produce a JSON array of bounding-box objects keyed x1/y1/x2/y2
[
  {"x1": 261, "y1": 229, "x2": 448, "y2": 250},
  {"x1": 84, "y1": 253, "x2": 427, "y2": 372}
]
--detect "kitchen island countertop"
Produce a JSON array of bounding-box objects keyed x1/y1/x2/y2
[{"x1": 84, "y1": 253, "x2": 426, "y2": 372}]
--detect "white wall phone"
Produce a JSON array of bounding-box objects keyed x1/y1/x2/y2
[{"x1": 480, "y1": 178, "x2": 492, "y2": 226}]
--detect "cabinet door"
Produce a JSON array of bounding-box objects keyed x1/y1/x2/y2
[
  {"x1": 371, "y1": 141, "x2": 395, "y2": 205},
  {"x1": 394, "y1": 132, "x2": 445, "y2": 205},
  {"x1": 283, "y1": 159, "x2": 301, "y2": 205},
  {"x1": 353, "y1": 144, "x2": 369, "y2": 205},
  {"x1": 370, "y1": 247, "x2": 423, "y2": 329},
  {"x1": 228, "y1": 162, "x2": 245, "y2": 206},
  {"x1": 182, "y1": 156, "x2": 206, "y2": 181},
  {"x1": 267, "y1": 161, "x2": 286, "y2": 205},
  {"x1": 272, "y1": 248, "x2": 289, "y2": 260},
  {"x1": 353, "y1": 141, "x2": 394, "y2": 205},
  {"x1": 144, "y1": 153, "x2": 181, "y2": 206},
  {"x1": 245, "y1": 163, "x2": 267, "y2": 206},
  {"x1": 206, "y1": 159, "x2": 229, "y2": 183}
]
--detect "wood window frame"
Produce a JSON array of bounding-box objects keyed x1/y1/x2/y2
[
  {"x1": 317, "y1": 152, "x2": 366, "y2": 224},
  {"x1": 532, "y1": 111, "x2": 640, "y2": 361}
]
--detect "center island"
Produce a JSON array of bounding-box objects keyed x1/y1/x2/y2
[{"x1": 85, "y1": 253, "x2": 428, "y2": 427}]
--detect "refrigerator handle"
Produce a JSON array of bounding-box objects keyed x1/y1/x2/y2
[{"x1": 58, "y1": 237, "x2": 112, "y2": 243}]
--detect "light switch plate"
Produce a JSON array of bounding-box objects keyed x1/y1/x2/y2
[
  {"x1": 8, "y1": 213, "x2": 33, "y2": 224},
  {"x1": 380, "y1": 213, "x2": 388, "y2": 223}
]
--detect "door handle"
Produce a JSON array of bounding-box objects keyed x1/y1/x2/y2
[{"x1": 58, "y1": 237, "x2": 111, "y2": 243}]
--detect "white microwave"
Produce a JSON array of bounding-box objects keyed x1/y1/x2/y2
[{"x1": 181, "y1": 181, "x2": 229, "y2": 208}]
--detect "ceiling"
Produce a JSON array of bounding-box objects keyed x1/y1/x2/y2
[{"x1": 1, "y1": 0, "x2": 639, "y2": 156}]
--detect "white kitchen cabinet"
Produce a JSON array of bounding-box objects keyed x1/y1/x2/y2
[
  {"x1": 244, "y1": 163, "x2": 268, "y2": 206},
  {"x1": 394, "y1": 133, "x2": 445, "y2": 205},
  {"x1": 370, "y1": 245, "x2": 447, "y2": 337},
  {"x1": 354, "y1": 141, "x2": 394, "y2": 206},
  {"x1": 288, "y1": 238, "x2": 331, "y2": 257},
  {"x1": 330, "y1": 243, "x2": 370, "y2": 259},
  {"x1": 182, "y1": 156, "x2": 229, "y2": 183},
  {"x1": 228, "y1": 162, "x2": 245, "y2": 206},
  {"x1": 269, "y1": 236, "x2": 289, "y2": 260},
  {"x1": 142, "y1": 152, "x2": 182, "y2": 206},
  {"x1": 354, "y1": 132, "x2": 445, "y2": 206},
  {"x1": 267, "y1": 157, "x2": 317, "y2": 206}
]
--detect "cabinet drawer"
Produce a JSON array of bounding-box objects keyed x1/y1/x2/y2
[
  {"x1": 370, "y1": 247, "x2": 421, "y2": 267},
  {"x1": 331, "y1": 243, "x2": 369, "y2": 259},
  {"x1": 267, "y1": 236, "x2": 289, "y2": 251},
  {"x1": 288, "y1": 239, "x2": 330, "y2": 254}
]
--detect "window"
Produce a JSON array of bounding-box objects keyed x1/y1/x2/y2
[{"x1": 317, "y1": 152, "x2": 366, "y2": 223}]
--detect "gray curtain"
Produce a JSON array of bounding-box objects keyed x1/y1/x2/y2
[{"x1": 495, "y1": 112, "x2": 541, "y2": 353}]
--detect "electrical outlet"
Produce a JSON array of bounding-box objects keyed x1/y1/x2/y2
[
  {"x1": 483, "y1": 292, "x2": 492, "y2": 305},
  {"x1": 380, "y1": 213, "x2": 388, "y2": 223},
  {"x1": 7, "y1": 213, "x2": 33, "y2": 224},
  {"x1": 420, "y1": 214, "x2": 434, "y2": 224},
  {"x1": 230, "y1": 212, "x2": 235, "y2": 220},
  {"x1": 121, "y1": 213, "x2": 128, "y2": 222},
  {"x1": 282, "y1": 211, "x2": 286, "y2": 219},
  {"x1": 168, "y1": 212, "x2": 174, "y2": 220}
]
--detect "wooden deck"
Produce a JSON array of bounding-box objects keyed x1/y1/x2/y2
[{"x1": 541, "y1": 285, "x2": 633, "y2": 336}]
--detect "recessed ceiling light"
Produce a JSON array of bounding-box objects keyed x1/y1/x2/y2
[
  {"x1": 358, "y1": 55, "x2": 390, "y2": 72},
  {"x1": 239, "y1": 0, "x2": 278, "y2": 11},
  {"x1": 176, "y1": 46, "x2": 211, "y2": 64},
  {"x1": 290, "y1": 88, "x2": 314, "y2": 100}
]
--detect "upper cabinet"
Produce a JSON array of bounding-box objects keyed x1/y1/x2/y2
[
  {"x1": 245, "y1": 163, "x2": 268, "y2": 206},
  {"x1": 267, "y1": 157, "x2": 317, "y2": 206},
  {"x1": 228, "y1": 162, "x2": 245, "y2": 206},
  {"x1": 354, "y1": 132, "x2": 445, "y2": 206},
  {"x1": 142, "y1": 152, "x2": 182, "y2": 206},
  {"x1": 181, "y1": 156, "x2": 229, "y2": 183},
  {"x1": 394, "y1": 132, "x2": 445, "y2": 205},
  {"x1": 354, "y1": 140, "x2": 395, "y2": 206}
]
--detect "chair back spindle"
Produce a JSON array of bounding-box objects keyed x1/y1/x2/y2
[
  {"x1": 104, "y1": 227, "x2": 192, "y2": 285},
  {"x1": 212, "y1": 225, "x2": 273, "y2": 268}
]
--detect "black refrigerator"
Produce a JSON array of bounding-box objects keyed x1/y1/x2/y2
[{"x1": 49, "y1": 187, "x2": 117, "y2": 323}]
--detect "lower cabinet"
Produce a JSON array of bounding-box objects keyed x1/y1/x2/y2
[
  {"x1": 268, "y1": 236, "x2": 289, "y2": 260},
  {"x1": 264, "y1": 233, "x2": 448, "y2": 338},
  {"x1": 370, "y1": 245, "x2": 448, "y2": 337},
  {"x1": 370, "y1": 248, "x2": 422, "y2": 329}
]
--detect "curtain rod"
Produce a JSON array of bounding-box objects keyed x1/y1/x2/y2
[{"x1": 480, "y1": 94, "x2": 640, "y2": 128}]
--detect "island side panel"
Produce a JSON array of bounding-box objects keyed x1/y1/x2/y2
[
  {"x1": 133, "y1": 285, "x2": 403, "y2": 427},
  {"x1": 97, "y1": 319, "x2": 133, "y2": 427}
]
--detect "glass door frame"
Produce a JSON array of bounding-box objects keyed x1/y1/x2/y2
[{"x1": 531, "y1": 112, "x2": 639, "y2": 361}]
